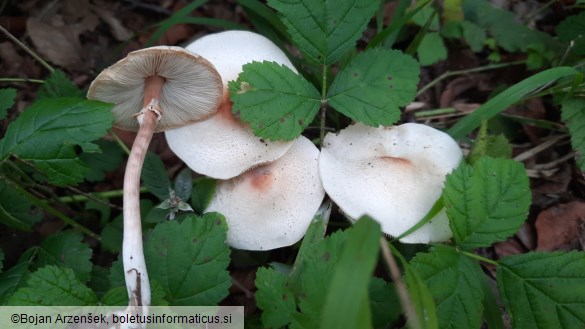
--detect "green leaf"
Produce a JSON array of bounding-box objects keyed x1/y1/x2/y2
[
  {"x1": 101, "y1": 280, "x2": 168, "y2": 306},
  {"x1": 7, "y1": 265, "x2": 97, "y2": 305},
  {"x1": 369, "y1": 278, "x2": 400, "y2": 329},
  {"x1": 142, "y1": 151, "x2": 171, "y2": 200},
  {"x1": 328, "y1": 48, "x2": 420, "y2": 126},
  {"x1": 556, "y1": 11, "x2": 585, "y2": 55},
  {"x1": 0, "y1": 179, "x2": 43, "y2": 230},
  {"x1": 417, "y1": 32, "x2": 447, "y2": 66},
  {"x1": 322, "y1": 217, "x2": 380, "y2": 329},
  {"x1": 0, "y1": 262, "x2": 30, "y2": 304},
  {"x1": 87, "y1": 265, "x2": 111, "y2": 298},
  {"x1": 410, "y1": 245, "x2": 484, "y2": 329},
  {"x1": 461, "y1": 21, "x2": 485, "y2": 52},
  {"x1": 174, "y1": 167, "x2": 193, "y2": 202},
  {"x1": 561, "y1": 97, "x2": 585, "y2": 172},
  {"x1": 144, "y1": 213, "x2": 231, "y2": 305},
  {"x1": 468, "y1": 121, "x2": 512, "y2": 164},
  {"x1": 229, "y1": 61, "x2": 321, "y2": 141},
  {"x1": 401, "y1": 251, "x2": 439, "y2": 329},
  {"x1": 190, "y1": 177, "x2": 216, "y2": 215},
  {"x1": 79, "y1": 140, "x2": 124, "y2": 182},
  {"x1": 480, "y1": 275, "x2": 505, "y2": 329},
  {"x1": 497, "y1": 251, "x2": 585, "y2": 329},
  {"x1": 255, "y1": 267, "x2": 296, "y2": 328},
  {"x1": 34, "y1": 231, "x2": 93, "y2": 282},
  {"x1": 36, "y1": 70, "x2": 83, "y2": 100},
  {"x1": 411, "y1": 5, "x2": 440, "y2": 31},
  {"x1": 268, "y1": 0, "x2": 378, "y2": 65},
  {"x1": 0, "y1": 88, "x2": 16, "y2": 120},
  {"x1": 444, "y1": 157, "x2": 531, "y2": 249},
  {"x1": 447, "y1": 67, "x2": 578, "y2": 139},
  {"x1": 0, "y1": 98, "x2": 114, "y2": 186},
  {"x1": 100, "y1": 215, "x2": 123, "y2": 253}
]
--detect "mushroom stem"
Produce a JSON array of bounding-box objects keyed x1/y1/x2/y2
[{"x1": 123, "y1": 100, "x2": 160, "y2": 308}]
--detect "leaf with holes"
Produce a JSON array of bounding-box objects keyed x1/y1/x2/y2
[
  {"x1": 497, "y1": 251, "x2": 585, "y2": 328},
  {"x1": 229, "y1": 61, "x2": 320, "y2": 141},
  {"x1": 328, "y1": 49, "x2": 419, "y2": 126}
]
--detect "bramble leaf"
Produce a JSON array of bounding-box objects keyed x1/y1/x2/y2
[
  {"x1": 417, "y1": 32, "x2": 447, "y2": 66},
  {"x1": 142, "y1": 151, "x2": 171, "y2": 200},
  {"x1": 0, "y1": 180, "x2": 43, "y2": 231},
  {"x1": 561, "y1": 97, "x2": 585, "y2": 172},
  {"x1": 79, "y1": 140, "x2": 124, "y2": 182},
  {"x1": 497, "y1": 252, "x2": 585, "y2": 329},
  {"x1": 7, "y1": 265, "x2": 97, "y2": 305},
  {"x1": 444, "y1": 157, "x2": 531, "y2": 249},
  {"x1": 0, "y1": 88, "x2": 16, "y2": 120},
  {"x1": 34, "y1": 231, "x2": 93, "y2": 283},
  {"x1": 556, "y1": 11, "x2": 585, "y2": 55},
  {"x1": 410, "y1": 245, "x2": 484, "y2": 329},
  {"x1": 229, "y1": 61, "x2": 320, "y2": 141},
  {"x1": 144, "y1": 212, "x2": 231, "y2": 305},
  {"x1": 255, "y1": 267, "x2": 296, "y2": 328},
  {"x1": 0, "y1": 263, "x2": 30, "y2": 304},
  {"x1": 36, "y1": 70, "x2": 83, "y2": 100},
  {"x1": 268, "y1": 0, "x2": 378, "y2": 65},
  {"x1": 328, "y1": 49, "x2": 419, "y2": 126},
  {"x1": 190, "y1": 177, "x2": 216, "y2": 215},
  {"x1": 0, "y1": 98, "x2": 114, "y2": 186}
]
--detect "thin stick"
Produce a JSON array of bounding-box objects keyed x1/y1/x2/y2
[
  {"x1": 379, "y1": 237, "x2": 421, "y2": 329},
  {"x1": 0, "y1": 78, "x2": 45, "y2": 84},
  {"x1": 57, "y1": 187, "x2": 148, "y2": 203},
  {"x1": 110, "y1": 130, "x2": 132, "y2": 155},
  {"x1": 0, "y1": 25, "x2": 55, "y2": 73}
]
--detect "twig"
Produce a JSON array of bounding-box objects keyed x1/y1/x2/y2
[
  {"x1": 0, "y1": 25, "x2": 55, "y2": 73},
  {"x1": 0, "y1": 78, "x2": 45, "y2": 84}
]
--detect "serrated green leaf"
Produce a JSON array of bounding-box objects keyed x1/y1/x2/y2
[
  {"x1": 0, "y1": 262, "x2": 30, "y2": 304},
  {"x1": 448, "y1": 67, "x2": 578, "y2": 139},
  {"x1": 7, "y1": 265, "x2": 97, "y2": 305},
  {"x1": 417, "y1": 32, "x2": 447, "y2": 66},
  {"x1": 255, "y1": 267, "x2": 296, "y2": 328},
  {"x1": 460, "y1": 21, "x2": 485, "y2": 52},
  {"x1": 268, "y1": 0, "x2": 378, "y2": 65},
  {"x1": 229, "y1": 61, "x2": 320, "y2": 141},
  {"x1": 557, "y1": 11, "x2": 585, "y2": 55},
  {"x1": 190, "y1": 177, "x2": 216, "y2": 215},
  {"x1": 101, "y1": 281, "x2": 168, "y2": 306},
  {"x1": 561, "y1": 97, "x2": 585, "y2": 172},
  {"x1": 480, "y1": 275, "x2": 505, "y2": 329},
  {"x1": 497, "y1": 251, "x2": 585, "y2": 329},
  {"x1": 87, "y1": 265, "x2": 111, "y2": 298},
  {"x1": 410, "y1": 245, "x2": 484, "y2": 329},
  {"x1": 34, "y1": 231, "x2": 93, "y2": 283},
  {"x1": 0, "y1": 98, "x2": 114, "y2": 186},
  {"x1": 400, "y1": 250, "x2": 439, "y2": 329},
  {"x1": 0, "y1": 88, "x2": 16, "y2": 120},
  {"x1": 79, "y1": 140, "x2": 124, "y2": 182},
  {"x1": 369, "y1": 278, "x2": 400, "y2": 329},
  {"x1": 100, "y1": 215, "x2": 123, "y2": 253},
  {"x1": 36, "y1": 70, "x2": 83, "y2": 100},
  {"x1": 328, "y1": 49, "x2": 419, "y2": 126},
  {"x1": 322, "y1": 217, "x2": 380, "y2": 329},
  {"x1": 444, "y1": 157, "x2": 531, "y2": 249},
  {"x1": 144, "y1": 213, "x2": 231, "y2": 305},
  {"x1": 468, "y1": 122, "x2": 512, "y2": 164},
  {"x1": 0, "y1": 180, "x2": 43, "y2": 230},
  {"x1": 142, "y1": 151, "x2": 171, "y2": 200},
  {"x1": 174, "y1": 167, "x2": 193, "y2": 202}
]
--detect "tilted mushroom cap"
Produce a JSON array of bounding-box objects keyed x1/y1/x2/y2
[
  {"x1": 205, "y1": 136, "x2": 325, "y2": 250},
  {"x1": 319, "y1": 122, "x2": 463, "y2": 243},
  {"x1": 165, "y1": 31, "x2": 296, "y2": 179},
  {"x1": 87, "y1": 46, "x2": 223, "y2": 132}
]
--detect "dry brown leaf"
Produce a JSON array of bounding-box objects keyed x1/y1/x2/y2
[
  {"x1": 535, "y1": 201, "x2": 585, "y2": 251},
  {"x1": 91, "y1": 6, "x2": 133, "y2": 41}
]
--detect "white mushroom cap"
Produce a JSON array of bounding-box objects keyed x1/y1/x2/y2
[
  {"x1": 319, "y1": 122, "x2": 463, "y2": 243},
  {"x1": 165, "y1": 31, "x2": 296, "y2": 179},
  {"x1": 87, "y1": 46, "x2": 223, "y2": 132},
  {"x1": 205, "y1": 136, "x2": 325, "y2": 250}
]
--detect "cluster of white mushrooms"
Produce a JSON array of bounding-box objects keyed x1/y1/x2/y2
[{"x1": 87, "y1": 31, "x2": 462, "y2": 308}]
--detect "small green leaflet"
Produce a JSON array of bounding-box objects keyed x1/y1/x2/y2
[
  {"x1": 190, "y1": 177, "x2": 216, "y2": 215},
  {"x1": 0, "y1": 180, "x2": 42, "y2": 231},
  {"x1": 79, "y1": 140, "x2": 125, "y2": 182},
  {"x1": 0, "y1": 88, "x2": 16, "y2": 120},
  {"x1": 7, "y1": 265, "x2": 97, "y2": 306},
  {"x1": 100, "y1": 281, "x2": 168, "y2": 306},
  {"x1": 36, "y1": 70, "x2": 84, "y2": 100},
  {"x1": 0, "y1": 262, "x2": 29, "y2": 304},
  {"x1": 369, "y1": 278, "x2": 401, "y2": 328},
  {"x1": 34, "y1": 231, "x2": 93, "y2": 283},
  {"x1": 555, "y1": 11, "x2": 585, "y2": 55},
  {"x1": 229, "y1": 61, "x2": 320, "y2": 141},
  {"x1": 328, "y1": 49, "x2": 420, "y2": 126},
  {"x1": 255, "y1": 267, "x2": 296, "y2": 328},
  {"x1": 444, "y1": 157, "x2": 531, "y2": 250},
  {"x1": 561, "y1": 97, "x2": 585, "y2": 172},
  {"x1": 410, "y1": 245, "x2": 484, "y2": 329},
  {"x1": 0, "y1": 98, "x2": 114, "y2": 186},
  {"x1": 461, "y1": 21, "x2": 486, "y2": 52},
  {"x1": 417, "y1": 32, "x2": 447, "y2": 66},
  {"x1": 268, "y1": 0, "x2": 378, "y2": 65},
  {"x1": 497, "y1": 251, "x2": 585, "y2": 329},
  {"x1": 141, "y1": 151, "x2": 171, "y2": 200},
  {"x1": 144, "y1": 213, "x2": 231, "y2": 305}
]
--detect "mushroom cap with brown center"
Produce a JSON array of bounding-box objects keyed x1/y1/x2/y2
[
  {"x1": 205, "y1": 135, "x2": 325, "y2": 250},
  {"x1": 87, "y1": 46, "x2": 223, "y2": 132},
  {"x1": 319, "y1": 122, "x2": 463, "y2": 243},
  {"x1": 164, "y1": 31, "x2": 296, "y2": 179}
]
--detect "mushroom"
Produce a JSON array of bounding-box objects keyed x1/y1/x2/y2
[
  {"x1": 165, "y1": 31, "x2": 296, "y2": 179},
  {"x1": 205, "y1": 135, "x2": 325, "y2": 250},
  {"x1": 87, "y1": 46, "x2": 222, "y2": 307},
  {"x1": 319, "y1": 122, "x2": 463, "y2": 243}
]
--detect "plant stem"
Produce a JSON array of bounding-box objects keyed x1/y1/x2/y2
[
  {"x1": 0, "y1": 78, "x2": 45, "y2": 84},
  {"x1": 110, "y1": 130, "x2": 132, "y2": 155},
  {"x1": 417, "y1": 60, "x2": 525, "y2": 97},
  {"x1": 0, "y1": 175, "x2": 100, "y2": 240},
  {"x1": 57, "y1": 187, "x2": 148, "y2": 203},
  {"x1": 460, "y1": 250, "x2": 498, "y2": 266},
  {"x1": 379, "y1": 238, "x2": 421, "y2": 329},
  {"x1": 0, "y1": 25, "x2": 55, "y2": 73},
  {"x1": 320, "y1": 64, "x2": 328, "y2": 146}
]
